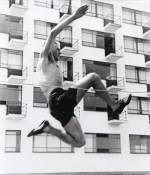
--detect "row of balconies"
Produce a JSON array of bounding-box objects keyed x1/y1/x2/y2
[
  {"x1": 7, "y1": 0, "x2": 150, "y2": 38},
  {"x1": 2, "y1": 71, "x2": 150, "y2": 125}
]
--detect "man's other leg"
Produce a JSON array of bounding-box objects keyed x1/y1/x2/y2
[
  {"x1": 73, "y1": 73, "x2": 117, "y2": 110},
  {"x1": 28, "y1": 119, "x2": 85, "y2": 148}
]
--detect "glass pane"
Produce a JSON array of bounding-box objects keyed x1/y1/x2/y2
[
  {"x1": 128, "y1": 97, "x2": 140, "y2": 114},
  {"x1": 126, "y1": 66, "x2": 138, "y2": 83},
  {"x1": 141, "y1": 99, "x2": 149, "y2": 114}
]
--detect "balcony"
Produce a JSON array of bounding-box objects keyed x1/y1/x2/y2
[
  {"x1": 8, "y1": 30, "x2": 28, "y2": 50},
  {"x1": 143, "y1": 22, "x2": 150, "y2": 39},
  {"x1": 6, "y1": 101, "x2": 27, "y2": 119},
  {"x1": 59, "y1": 37, "x2": 79, "y2": 57},
  {"x1": 104, "y1": 14, "x2": 121, "y2": 33},
  {"x1": 145, "y1": 55, "x2": 150, "y2": 67},
  {"x1": 106, "y1": 76, "x2": 125, "y2": 94},
  {"x1": 8, "y1": 0, "x2": 28, "y2": 17},
  {"x1": 107, "y1": 105, "x2": 127, "y2": 125},
  {"x1": 7, "y1": 67, "x2": 27, "y2": 84},
  {"x1": 105, "y1": 46, "x2": 123, "y2": 62}
]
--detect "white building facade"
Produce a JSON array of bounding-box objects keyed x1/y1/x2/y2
[{"x1": 0, "y1": 0, "x2": 150, "y2": 174}]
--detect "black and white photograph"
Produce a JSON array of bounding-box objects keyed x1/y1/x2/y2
[{"x1": 0, "y1": 0, "x2": 150, "y2": 174}]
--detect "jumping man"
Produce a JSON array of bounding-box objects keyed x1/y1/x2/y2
[{"x1": 27, "y1": 5, "x2": 132, "y2": 147}]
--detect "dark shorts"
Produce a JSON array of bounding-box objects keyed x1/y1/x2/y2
[{"x1": 49, "y1": 87, "x2": 77, "y2": 127}]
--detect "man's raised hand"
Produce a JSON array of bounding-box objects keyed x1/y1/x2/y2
[{"x1": 73, "y1": 5, "x2": 88, "y2": 20}]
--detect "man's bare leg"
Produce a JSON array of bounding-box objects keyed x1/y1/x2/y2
[
  {"x1": 73, "y1": 73, "x2": 118, "y2": 110},
  {"x1": 28, "y1": 119, "x2": 85, "y2": 148}
]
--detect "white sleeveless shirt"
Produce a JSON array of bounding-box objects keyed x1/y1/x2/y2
[{"x1": 36, "y1": 58, "x2": 63, "y2": 101}]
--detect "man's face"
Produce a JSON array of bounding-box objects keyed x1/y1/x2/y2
[{"x1": 52, "y1": 41, "x2": 61, "y2": 61}]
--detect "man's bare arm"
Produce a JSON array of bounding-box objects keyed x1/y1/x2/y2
[{"x1": 42, "y1": 5, "x2": 88, "y2": 59}]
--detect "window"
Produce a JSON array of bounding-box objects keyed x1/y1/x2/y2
[
  {"x1": 128, "y1": 97, "x2": 140, "y2": 114},
  {"x1": 33, "y1": 133, "x2": 73, "y2": 153},
  {"x1": 0, "y1": 48, "x2": 23, "y2": 76},
  {"x1": 81, "y1": 0, "x2": 113, "y2": 19},
  {"x1": 82, "y1": 29, "x2": 105, "y2": 48},
  {"x1": 83, "y1": 59, "x2": 117, "y2": 80},
  {"x1": 0, "y1": 85, "x2": 21, "y2": 106},
  {"x1": 85, "y1": 133, "x2": 121, "y2": 153},
  {"x1": 122, "y1": 8, "x2": 136, "y2": 25},
  {"x1": 124, "y1": 36, "x2": 150, "y2": 55},
  {"x1": 6, "y1": 85, "x2": 22, "y2": 115},
  {"x1": 125, "y1": 65, "x2": 147, "y2": 84},
  {"x1": 124, "y1": 37, "x2": 136, "y2": 53},
  {"x1": 57, "y1": 57, "x2": 73, "y2": 81},
  {"x1": 34, "y1": 20, "x2": 55, "y2": 40},
  {"x1": 5, "y1": 130, "x2": 21, "y2": 152},
  {"x1": 59, "y1": 26, "x2": 72, "y2": 48},
  {"x1": 34, "y1": 52, "x2": 40, "y2": 72},
  {"x1": 34, "y1": 0, "x2": 59, "y2": 9},
  {"x1": 130, "y1": 135, "x2": 150, "y2": 154},
  {"x1": 84, "y1": 92, "x2": 107, "y2": 111},
  {"x1": 33, "y1": 87, "x2": 47, "y2": 107},
  {"x1": 128, "y1": 97, "x2": 150, "y2": 115}
]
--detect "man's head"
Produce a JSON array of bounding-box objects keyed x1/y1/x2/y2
[{"x1": 49, "y1": 41, "x2": 61, "y2": 62}]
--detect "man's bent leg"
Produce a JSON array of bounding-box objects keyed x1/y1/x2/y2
[
  {"x1": 73, "y1": 73, "x2": 117, "y2": 110},
  {"x1": 44, "y1": 118, "x2": 85, "y2": 148}
]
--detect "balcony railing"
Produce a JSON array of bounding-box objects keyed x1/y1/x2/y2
[
  {"x1": 104, "y1": 14, "x2": 122, "y2": 33},
  {"x1": 8, "y1": 0, "x2": 28, "y2": 16},
  {"x1": 105, "y1": 46, "x2": 123, "y2": 62},
  {"x1": 59, "y1": 3, "x2": 73, "y2": 22},
  {"x1": 6, "y1": 101, "x2": 27, "y2": 119},
  {"x1": 8, "y1": 30, "x2": 28, "y2": 50},
  {"x1": 34, "y1": 0, "x2": 59, "y2": 9},
  {"x1": 7, "y1": 66, "x2": 28, "y2": 84},
  {"x1": 106, "y1": 76, "x2": 125, "y2": 93},
  {"x1": 59, "y1": 37, "x2": 79, "y2": 57}
]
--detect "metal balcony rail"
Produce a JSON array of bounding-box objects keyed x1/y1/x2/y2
[
  {"x1": 34, "y1": 0, "x2": 57, "y2": 9},
  {"x1": 59, "y1": 37, "x2": 79, "y2": 50},
  {"x1": 59, "y1": 4, "x2": 72, "y2": 15},
  {"x1": 106, "y1": 75, "x2": 125, "y2": 88},
  {"x1": 103, "y1": 14, "x2": 121, "y2": 26},
  {"x1": 8, "y1": 30, "x2": 28, "y2": 42},
  {"x1": 6, "y1": 101, "x2": 27, "y2": 116},
  {"x1": 9, "y1": 0, "x2": 28, "y2": 8}
]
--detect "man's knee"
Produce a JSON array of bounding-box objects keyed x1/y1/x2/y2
[
  {"x1": 75, "y1": 137, "x2": 86, "y2": 148},
  {"x1": 74, "y1": 134, "x2": 86, "y2": 147},
  {"x1": 88, "y1": 72, "x2": 100, "y2": 81}
]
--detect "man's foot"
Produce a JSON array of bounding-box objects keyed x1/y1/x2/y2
[
  {"x1": 27, "y1": 120, "x2": 50, "y2": 137},
  {"x1": 113, "y1": 94, "x2": 132, "y2": 116}
]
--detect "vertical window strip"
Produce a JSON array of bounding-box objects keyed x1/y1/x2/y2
[
  {"x1": 33, "y1": 87, "x2": 47, "y2": 107},
  {"x1": 124, "y1": 37, "x2": 137, "y2": 53},
  {"x1": 34, "y1": 52, "x2": 40, "y2": 72},
  {"x1": 5, "y1": 130, "x2": 21, "y2": 153}
]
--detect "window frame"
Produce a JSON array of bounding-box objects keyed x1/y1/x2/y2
[{"x1": 5, "y1": 130, "x2": 21, "y2": 153}]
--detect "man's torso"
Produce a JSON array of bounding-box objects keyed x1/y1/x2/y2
[{"x1": 36, "y1": 57, "x2": 63, "y2": 101}]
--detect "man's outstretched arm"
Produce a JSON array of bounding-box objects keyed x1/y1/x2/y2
[{"x1": 42, "y1": 5, "x2": 88, "y2": 58}]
